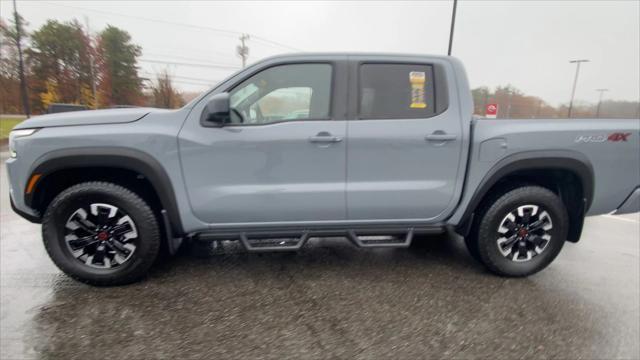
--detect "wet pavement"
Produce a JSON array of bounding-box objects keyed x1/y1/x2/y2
[{"x1": 1, "y1": 149, "x2": 639, "y2": 360}]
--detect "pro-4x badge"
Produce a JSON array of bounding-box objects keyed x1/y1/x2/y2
[
  {"x1": 607, "y1": 132, "x2": 631, "y2": 142},
  {"x1": 575, "y1": 132, "x2": 631, "y2": 143}
]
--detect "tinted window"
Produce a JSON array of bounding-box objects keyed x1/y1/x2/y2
[
  {"x1": 229, "y1": 63, "x2": 332, "y2": 125},
  {"x1": 359, "y1": 63, "x2": 436, "y2": 119}
]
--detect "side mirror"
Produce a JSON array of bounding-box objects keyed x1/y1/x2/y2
[{"x1": 200, "y1": 93, "x2": 231, "y2": 127}]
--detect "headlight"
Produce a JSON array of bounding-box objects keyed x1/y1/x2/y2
[{"x1": 8, "y1": 129, "x2": 38, "y2": 158}]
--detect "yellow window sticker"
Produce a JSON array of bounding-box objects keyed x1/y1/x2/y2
[{"x1": 409, "y1": 71, "x2": 427, "y2": 109}]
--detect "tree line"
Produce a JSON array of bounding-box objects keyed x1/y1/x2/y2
[
  {"x1": 472, "y1": 85, "x2": 639, "y2": 119},
  {"x1": 1, "y1": 14, "x2": 183, "y2": 115}
]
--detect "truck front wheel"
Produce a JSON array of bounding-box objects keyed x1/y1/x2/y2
[
  {"x1": 42, "y1": 182, "x2": 161, "y2": 286},
  {"x1": 468, "y1": 186, "x2": 569, "y2": 277}
]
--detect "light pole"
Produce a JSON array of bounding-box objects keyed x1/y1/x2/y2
[
  {"x1": 447, "y1": 0, "x2": 458, "y2": 56},
  {"x1": 567, "y1": 59, "x2": 589, "y2": 118},
  {"x1": 595, "y1": 88, "x2": 609, "y2": 118}
]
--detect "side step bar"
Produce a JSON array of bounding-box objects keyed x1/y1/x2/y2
[
  {"x1": 196, "y1": 226, "x2": 441, "y2": 252},
  {"x1": 346, "y1": 230, "x2": 413, "y2": 248},
  {"x1": 239, "y1": 233, "x2": 310, "y2": 252}
]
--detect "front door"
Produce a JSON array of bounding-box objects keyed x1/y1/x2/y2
[
  {"x1": 179, "y1": 61, "x2": 347, "y2": 224},
  {"x1": 346, "y1": 60, "x2": 463, "y2": 221}
]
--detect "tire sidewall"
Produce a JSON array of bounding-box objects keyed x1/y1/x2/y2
[
  {"x1": 43, "y1": 183, "x2": 159, "y2": 284},
  {"x1": 477, "y1": 187, "x2": 568, "y2": 277}
]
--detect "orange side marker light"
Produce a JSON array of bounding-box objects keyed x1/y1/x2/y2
[{"x1": 26, "y1": 174, "x2": 42, "y2": 194}]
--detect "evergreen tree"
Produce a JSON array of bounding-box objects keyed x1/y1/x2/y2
[{"x1": 96, "y1": 25, "x2": 142, "y2": 106}]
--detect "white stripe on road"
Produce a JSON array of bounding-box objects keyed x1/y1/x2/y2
[{"x1": 602, "y1": 214, "x2": 640, "y2": 224}]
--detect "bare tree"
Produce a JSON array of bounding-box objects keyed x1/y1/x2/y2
[{"x1": 150, "y1": 70, "x2": 184, "y2": 109}]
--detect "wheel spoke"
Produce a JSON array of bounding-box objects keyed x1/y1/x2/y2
[
  {"x1": 527, "y1": 219, "x2": 545, "y2": 232},
  {"x1": 68, "y1": 218, "x2": 96, "y2": 235},
  {"x1": 93, "y1": 244, "x2": 107, "y2": 264},
  {"x1": 512, "y1": 247, "x2": 522, "y2": 261},
  {"x1": 96, "y1": 211, "x2": 109, "y2": 225},
  {"x1": 111, "y1": 223, "x2": 133, "y2": 238},
  {"x1": 529, "y1": 235, "x2": 545, "y2": 247},
  {"x1": 107, "y1": 239, "x2": 131, "y2": 256},
  {"x1": 68, "y1": 235, "x2": 99, "y2": 250}
]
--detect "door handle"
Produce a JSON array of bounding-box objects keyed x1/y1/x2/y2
[
  {"x1": 425, "y1": 132, "x2": 457, "y2": 142},
  {"x1": 309, "y1": 132, "x2": 343, "y2": 143}
]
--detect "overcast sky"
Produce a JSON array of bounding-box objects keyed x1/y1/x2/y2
[{"x1": 2, "y1": 0, "x2": 639, "y2": 106}]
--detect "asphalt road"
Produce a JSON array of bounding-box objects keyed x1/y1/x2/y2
[{"x1": 1, "y1": 149, "x2": 639, "y2": 360}]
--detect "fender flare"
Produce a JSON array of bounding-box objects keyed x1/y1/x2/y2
[
  {"x1": 25, "y1": 147, "x2": 184, "y2": 236},
  {"x1": 456, "y1": 150, "x2": 594, "y2": 241}
]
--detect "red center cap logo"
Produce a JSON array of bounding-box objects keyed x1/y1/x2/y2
[
  {"x1": 518, "y1": 228, "x2": 528, "y2": 237},
  {"x1": 98, "y1": 232, "x2": 109, "y2": 241}
]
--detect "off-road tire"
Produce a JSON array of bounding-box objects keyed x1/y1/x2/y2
[
  {"x1": 42, "y1": 182, "x2": 160, "y2": 286},
  {"x1": 467, "y1": 186, "x2": 568, "y2": 277}
]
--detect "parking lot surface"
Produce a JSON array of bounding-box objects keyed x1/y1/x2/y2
[{"x1": 1, "y1": 149, "x2": 639, "y2": 360}]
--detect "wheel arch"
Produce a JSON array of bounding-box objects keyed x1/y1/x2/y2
[
  {"x1": 455, "y1": 150, "x2": 594, "y2": 243},
  {"x1": 25, "y1": 147, "x2": 184, "y2": 237}
]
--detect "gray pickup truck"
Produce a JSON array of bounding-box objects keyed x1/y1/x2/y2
[{"x1": 7, "y1": 53, "x2": 639, "y2": 285}]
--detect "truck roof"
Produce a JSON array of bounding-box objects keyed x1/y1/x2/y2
[{"x1": 259, "y1": 52, "x2": 455, "y2": 62}]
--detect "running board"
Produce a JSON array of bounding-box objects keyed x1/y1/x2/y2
[{"x1": 195, "y1": 225, "x2": 441, "y2": 252}]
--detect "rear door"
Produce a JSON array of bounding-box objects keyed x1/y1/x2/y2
[
  {"x1": 346, "y1": 58, "x2": 463, "y2": 221},
  {"x1": 179, "y1": 59, "x2": 348, "y2": 224}
]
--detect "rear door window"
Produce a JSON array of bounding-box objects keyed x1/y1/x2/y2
[{"x1": 358, "y1": 63, "x2": 436, "y2": 119}]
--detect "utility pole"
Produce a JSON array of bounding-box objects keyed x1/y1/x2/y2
[
  {"x1": 237, "y1": 34, "x2": 250, "y2": 68},
  {"x1": 567, "y1": 59, "x2": 589, "y2": 118},
  {"x1": 84, "y1": 16, "x2": 97, "y2": 109},
  {"x1": 12, "y1": 0, "x2": 30, "y2": 118},
  {"x1": 595, "y1": 88, "x2": 608, "y2": 118},
  {"x1": 447, "y1": 0, "x2": 458, "y2": 56},
  {"x1": 505, "y1": 87, "x2": 513, "y2": 118}
]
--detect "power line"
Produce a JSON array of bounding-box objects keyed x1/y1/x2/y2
[
  {"x1": 39, "y1": 1, "x2": 302, "y2": 51},
  {"x1": 168, "y1": 79, "x2": 215, "y2": 87},
  {"x1": 140, "y1": 74, "x2": 214, "y2": 88},
  {"x1": 251, "y1": 35, "x2": 302, "y2": 52},
  {"x1": 141, "y1": 72, "x2": 221, "y2": 84},
  {"x1": 143, "y1": 51, "x2": 237, "y2": 64},
  {"x1": 139, "y1": 58, "x2": 241, "y2": 70}
]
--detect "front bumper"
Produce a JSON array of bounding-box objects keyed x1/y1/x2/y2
[
  {"x1": 9, "y1": 193, "x2": 41, "y2": 223},
  {"x1": 6, "y1": 158, "x2": 41, "y2": 223},
  {"x1": 614, "y1": 187, "x2": 640, "y2": 215}
]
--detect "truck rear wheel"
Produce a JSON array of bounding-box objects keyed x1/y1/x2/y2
[
  {"x1": 42, "y1": 182, "x2": 160, "y2": 286},
  {"x1": 468, "y1": 186, "x2": 568, "y2": 277}
]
